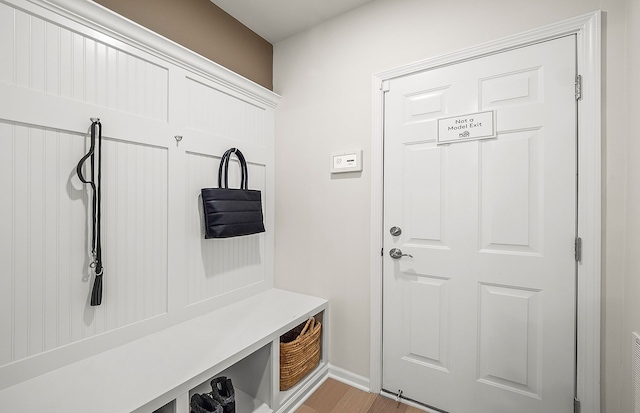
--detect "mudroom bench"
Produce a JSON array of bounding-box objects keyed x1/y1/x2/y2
[{"x1": 0, "y1": 289, "x2": 328, "y2": 413}]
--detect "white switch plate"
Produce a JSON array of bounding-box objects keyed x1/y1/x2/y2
[{"x1": 331, "y1": 150, "x2": 362, "y2": 173}]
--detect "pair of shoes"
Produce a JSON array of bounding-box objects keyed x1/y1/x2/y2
[
  {"x1": 210, "y1": 376, "x2": 235, "y2": 413},
  {"x1": 190, "y1": 393, "x2": 222, "y2": 413}
]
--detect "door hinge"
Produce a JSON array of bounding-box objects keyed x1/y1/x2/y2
[
  {"x1": 575, "y1": 237, "x2": 582, "y2": 263},
  {"x1": 574, "y1": 397, "x2": 581, "y2": 413},
  {"x1": 575, "y1": 75, "x2": 582, "y2": 100}
]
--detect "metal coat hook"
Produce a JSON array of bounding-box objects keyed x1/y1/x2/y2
[
  {"x1": 174, "y1": 135, "x2": 183, "y2": 146},
  {"x1": 90, "y1": 117, "x2": 100, "y2": 123}
]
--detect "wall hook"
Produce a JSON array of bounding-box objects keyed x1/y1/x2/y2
[{"x1": 90, "y1": 117, "x2": 100, "y2": 123}]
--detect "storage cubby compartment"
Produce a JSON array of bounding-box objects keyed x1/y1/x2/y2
[
  {"x1": 278, "y1": 311, "x2": 325, "y2": 402},
  {"x1": 152, "y1": 400, "x2": 175, "y2": 413},
  {"x1": 190, "y1": 343, "x2": 272, "y2": 413},
  {"x1": 1, "y1": 289, "x2": 328, "y2": 413}
]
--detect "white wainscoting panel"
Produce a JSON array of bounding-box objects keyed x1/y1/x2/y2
[
  {"x1": 100, "y1": 137, "x2": 169, "y2": 328},
  {"x1": 0, "y1": 2, "x2": 168, "y2": 121},
  {"x1": 0, "y1": 120, "x2": 169, "y2": 366},
  {"x1": 184, "y1": 152, "x2": 267, "y2": 305},
  {"x1": 0, "y1": 0, "x2": 278, "y2": 388},
  {"x1": 186, "y1": 76, "x2": 266, "y2": 146}
]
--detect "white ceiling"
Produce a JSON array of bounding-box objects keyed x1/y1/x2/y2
[{"x1": 210, "y1": 0, "x2": 375, "y2": 43}]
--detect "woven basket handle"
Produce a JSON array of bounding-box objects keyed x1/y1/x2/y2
[{"x1": 300, "y1": 318, "x2": 315, "y2": 336}]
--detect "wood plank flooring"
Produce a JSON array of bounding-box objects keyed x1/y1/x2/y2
[{"x1": 295, "y1": 378, "x2": 425, "y2": 413}]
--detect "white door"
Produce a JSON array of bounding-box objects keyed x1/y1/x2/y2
[{"x1": 382, "y1": 36, "x2": 577, "y2": 413}]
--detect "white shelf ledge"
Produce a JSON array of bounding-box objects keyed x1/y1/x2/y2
[{"x1": 0, "y1": 289, "x2": 327, "y2": 413}]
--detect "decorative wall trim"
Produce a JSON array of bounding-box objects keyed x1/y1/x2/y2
[
  {"x1": 0, "y1": 0, "x2": 279, "y2": 390},
  {"x1": 22, "y1": 0, "x2": 280, "y2": 108}
]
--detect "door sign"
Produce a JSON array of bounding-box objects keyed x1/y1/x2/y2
[{"x1": 437, "y1": 110, "x2": 496, "y2": 144}]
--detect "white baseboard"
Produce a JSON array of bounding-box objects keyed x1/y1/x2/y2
[
  {"x1": 281, "y1": 364, "x2": 372, "y2": 412},
  {"x1": 327, "y1": 364, "x2": 371, "y2": 393}
]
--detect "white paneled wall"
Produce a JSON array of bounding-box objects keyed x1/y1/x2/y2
[
  {"x1": 0, "y1": 2, "x2": 168, "y2": 121},
  {"x1": 0, "y1": 124, "x2": 90, "y2": 364},
  {"x1": 186, "y1": 77, "x2": 266, "y2": 146},
  {"x1": 184, "y1": 152, "x2": 267, "y2": 305},
  {"x1": 101, "y1": 138, "x2": 169, "y2": 326},
  {"x1": 0, "y1": 0, "x2": 278, "y2": 388},
  {"x1": 0, "y1": 122, "x2": 170, "y2": 367}
]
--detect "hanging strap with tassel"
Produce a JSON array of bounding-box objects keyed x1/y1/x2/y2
[{"x1": 76, "y1": 118, "x2": 104, "y2": 306}]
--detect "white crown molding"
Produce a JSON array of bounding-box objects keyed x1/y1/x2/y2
[{"x1": 15, "y1": 0, "x2": 280, "y2": 108}]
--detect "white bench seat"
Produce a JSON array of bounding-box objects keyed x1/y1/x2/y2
[{"x1": 0, "y1": 289, "x2": 328, "y2": 413}]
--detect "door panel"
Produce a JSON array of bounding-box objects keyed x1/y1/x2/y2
[
  {"x1": 383, "y1": 36, "x2": 577, "y2": 413},
  {"x1": 480, "y1": 130, "x2": 541, "y2": 254},
  {"x1": 402, "y1": 274, "x2": 451, "y2": 371},
  {"x1": 477, "y1": 283, "x2": 541, "y2": 396},
  {"x1": 404, "y1": 145, "x2": 445, "y2": 245}
]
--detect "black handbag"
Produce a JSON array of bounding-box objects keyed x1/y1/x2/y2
[{"x1": 201, "y1": 148, "x2": 265, "y2": 239}]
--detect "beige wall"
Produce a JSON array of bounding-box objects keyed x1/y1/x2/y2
[
  {"x1": 273, "y1": 0, "x2": 636, "y2": 411},
  {"x1": 94, "y1": 0, "x2": 273, "y2": 90}
]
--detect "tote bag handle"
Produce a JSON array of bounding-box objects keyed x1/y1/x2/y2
[{"x1": 217, "y1": 148, "x2": 249, "y2": 190}]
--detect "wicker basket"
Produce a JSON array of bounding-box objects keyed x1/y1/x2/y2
[{"x1": 279, "y1": 317, "x2": 322, "y2": 391}]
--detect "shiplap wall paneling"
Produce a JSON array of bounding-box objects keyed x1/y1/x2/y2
[
  {"x1": 0, "y1": 2, "x2": 168, "y2": 121},
  {"x1": 182, "y1": 72, "x2": 273, "y2": 307},
  {"x1": 0, "y1": 120, "x2": 170, "y2": 366},
  {"x1": 0, "y1": 0, "x2": 278, "y2": 392},
  {"x1": 101, "y1": 137, "x2": 169, "y2": 328},
  {"x1": 186, "y1": 76, "x2": 266, "y2": 146},
  {"x1": 0, "y1": 123, "x2": 88, "y2": 365},
  {"x1": 0, "y1": 1, "x2": 173, "y2": 367},
  {"x1": 0, "y1": 2, "x2": 12, "y2": 84},
  {"x1": 0, "y1": 122, "x2": 12, "y2": 365},
  {"x1": 184, "y1": 152, "x2": 267, "y2": 306}
]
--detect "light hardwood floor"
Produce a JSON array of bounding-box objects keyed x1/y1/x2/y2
[{"x1": 295, "y1": 378, "x2": 425, "y2": 413}]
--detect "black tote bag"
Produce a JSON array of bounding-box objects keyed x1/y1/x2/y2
[{"x1": 201, "y1": 148, "x2": 265, "y2": 238}]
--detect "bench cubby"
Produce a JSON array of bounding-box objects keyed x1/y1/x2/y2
[{"x1": 0, "y1": 289, "x2": 328, "y2": 413}]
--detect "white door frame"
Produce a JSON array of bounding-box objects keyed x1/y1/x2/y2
[{"x1": 370, "y1": 11, "x2": 601, "y2": 413}]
